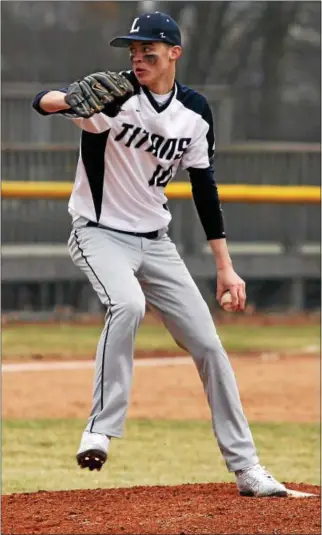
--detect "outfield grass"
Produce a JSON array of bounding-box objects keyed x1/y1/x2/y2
[
  {"x1": 2, "y1": 323, "x2": 319, "y2": 360},
  {"x1": 2, "y1": 419, "x2": 320, "y2": 494}
]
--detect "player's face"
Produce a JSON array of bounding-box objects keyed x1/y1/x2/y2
[{"x1": 129, "y1": 41, "x2": 181, "y2": 87}]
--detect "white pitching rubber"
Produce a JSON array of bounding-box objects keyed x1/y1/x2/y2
[{"x1": 286, "y1": 489, "x2": 318, "y2": 498}]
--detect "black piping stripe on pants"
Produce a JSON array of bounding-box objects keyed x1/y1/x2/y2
[{"x1": 73, "y1": 229, "x2": 113, "y2": 433}]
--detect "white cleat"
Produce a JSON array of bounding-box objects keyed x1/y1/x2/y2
[
  {"x1": 236, "y1": 464, "x2": 287, "y2": 497},
  {"x1": 76, "y1": 431, "x2": 110, "y2": 471}
]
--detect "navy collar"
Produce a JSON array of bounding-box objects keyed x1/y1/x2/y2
[{"x1": 141, "y1": 83, "x2": 176, "y2": 113}]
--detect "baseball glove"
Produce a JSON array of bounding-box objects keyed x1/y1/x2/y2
[{"x1": 65, "y1": 71, "x2": 134, "y2": 118}]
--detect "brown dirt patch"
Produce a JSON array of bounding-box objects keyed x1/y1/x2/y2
[
  {"x1": 2, "y1": 482, "x2": 320, "y2": 534},
  {"x1": 2, "y1": 354, "x2": 319, "y2": 422}
]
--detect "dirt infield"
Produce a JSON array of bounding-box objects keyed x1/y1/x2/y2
[
  {"x1": 2, "y1": 353, "x2": 319, "y2": 422},
  {"x1": 2, "y1": 482, "x2": 320, "y2": 534}
]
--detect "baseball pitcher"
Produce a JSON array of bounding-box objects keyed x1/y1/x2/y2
[{"x1": 32, "y1": 11, "x2": 287, "y2": 497}]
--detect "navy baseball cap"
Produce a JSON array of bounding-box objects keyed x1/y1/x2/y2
[{"x1": 110, "y1": 12, "x2": 181, "y2": 48}]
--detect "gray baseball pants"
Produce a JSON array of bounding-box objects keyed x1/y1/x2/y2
[{"x1": 68, "y1": 218, "x2": 259, "y2": 472}]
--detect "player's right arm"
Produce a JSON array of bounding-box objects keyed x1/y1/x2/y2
[{"x1": 181, "y1": 95, "x2": 246, "y2": 311}]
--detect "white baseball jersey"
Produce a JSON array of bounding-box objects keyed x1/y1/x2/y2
[{"x1": 63, "y1": 72, "x2": 214, "y2": 232}]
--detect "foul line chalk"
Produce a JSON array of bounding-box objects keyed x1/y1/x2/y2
[{"x1": 2, "y1": 356, "x2": 192, "y2": 373}]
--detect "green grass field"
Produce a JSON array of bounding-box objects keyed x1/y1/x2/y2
[
  {"x1": 2, "y1": 322, "x2": 319, "y2": 359},
  {"x1": 2, "y1": 419, "x2": 320, "y2": 494}
]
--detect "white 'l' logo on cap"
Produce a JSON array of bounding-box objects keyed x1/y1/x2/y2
[
  {"x1": 160, "y1": 32, "x2": 165, "y2": 38},
  {"x1": 130, "y1": 18, "x2": 140, "y2": 33}
]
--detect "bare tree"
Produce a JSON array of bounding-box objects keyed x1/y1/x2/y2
[
  {"x1": 2, "y1": 0, "x2": 320, "y2": 141},
  {"x1": 195, "y1": 2, "x2": 231, "y2": 84},
  {"x1": 258, "y1": 1, "x2": 299, "y2": 139},
  {"x1": 179, "y1": 2, "x2": 213, "y2": 84}
]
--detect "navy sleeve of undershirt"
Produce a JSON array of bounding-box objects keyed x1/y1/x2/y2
[
  {"x1": 187, "y1": 98, "x2": 226, "y2": 241},
  {"x1": 188, "y1": 166, "x2": 226, "y2": 241}
]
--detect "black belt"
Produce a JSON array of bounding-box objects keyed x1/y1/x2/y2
[{"x1": 86, "y1": 221, "x2": 159, "y2": 239}]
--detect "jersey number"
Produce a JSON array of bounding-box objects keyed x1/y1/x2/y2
[{"x1": 149, "y1": 165, "x2": 173, "y2": 187}]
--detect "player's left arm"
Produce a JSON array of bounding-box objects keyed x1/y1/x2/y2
[
  {"x1": 181, "y1": 100, "x2": 246, "y2": 311},
  {"x1": 32, "y1": 88, "x2": 114, "y2": 134},
  {"x1": 32, "y1": 72, "x2": 134, "y2": 133}
]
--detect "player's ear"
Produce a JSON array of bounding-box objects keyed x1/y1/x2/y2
[{"x1": 169, "y1": 46, "x2": 182, "y2": 61}]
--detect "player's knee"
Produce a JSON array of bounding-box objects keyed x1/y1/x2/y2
[
  {"x1": 121, "y1": 294, "x2": 146, "y2": 320},
  {"x1": 195, "y1": 334, "x2": 223, "y2": 361}
]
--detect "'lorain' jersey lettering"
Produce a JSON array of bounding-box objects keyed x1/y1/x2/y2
[{"x1": 63, "y1": 72, "x2": 215, "y2": 232}]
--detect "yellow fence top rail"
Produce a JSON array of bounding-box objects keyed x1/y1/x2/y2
[{"x1": 1, "y1": 181, "x2": 321, "y2": 204}]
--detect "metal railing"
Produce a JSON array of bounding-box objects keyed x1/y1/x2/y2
[
  {"x1": 2, "y1": 143, "x2": 320, "y2": 245},
  {"x1": 1, "y1": 140, "x2": 320, "y2": 311},
  {"x1": 2, "y1": 142, "x2": 321, "y2": 185},
  {"x1": 2, "y1": 181, "x2": 320, "y2": 203},
  {"x1": 2, "y1": 186, "x2": 321, "y2": 246},
  {"x1": 2, "y1": 181, "x2": 320, "y2": 312}
]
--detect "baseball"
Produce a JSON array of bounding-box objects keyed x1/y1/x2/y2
[{"x1": 220, "y1": 290, "x2": 233, "y2": 312}]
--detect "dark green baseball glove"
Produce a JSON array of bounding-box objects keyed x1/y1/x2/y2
[{"x1": 65, "y1": 71, "x2": 134, "y2": 118}]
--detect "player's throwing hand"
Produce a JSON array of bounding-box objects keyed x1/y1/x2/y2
[{"x1": 216, "y1": 266, "x2": 246, "y2": 311}]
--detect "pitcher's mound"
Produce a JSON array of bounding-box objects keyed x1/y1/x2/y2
[{"x1": 2, "y1": 482, "x2": 320, "y2": 534}]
